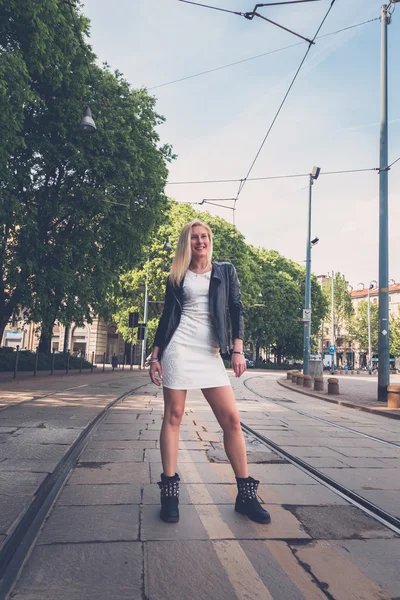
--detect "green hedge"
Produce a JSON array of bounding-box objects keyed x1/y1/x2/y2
[{"x1": 0, "y1": 348, "x2": 92, "y2": 372}]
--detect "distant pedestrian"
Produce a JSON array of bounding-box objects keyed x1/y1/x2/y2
[{"x1": 149, "y1": 220, "x2": 270, "y2": 525}]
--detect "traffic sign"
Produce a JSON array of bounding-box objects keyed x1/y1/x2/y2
[
  {"x1": 303, "y1": 308, "x2": 311, "y2": 322},
  {"x1": 329, "y1": 345, "x2": 335, "y2": 355}
]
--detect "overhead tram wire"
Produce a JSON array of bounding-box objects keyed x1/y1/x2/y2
[
  {"x1": 388, "y1": 156, "x2": 400, "y2": 169},
  {"x1": 149, "y1": 18, "x2": 379, "y2": 90},
  {"x1": 177, "y1": 0, "x2": 245, "y2": 16},
  {"x1": 166, "y1": 167, "x2": 378, "y2": 186},
  {"x1": 233, "y1": 0, "x2": 337, "y2": 215}
]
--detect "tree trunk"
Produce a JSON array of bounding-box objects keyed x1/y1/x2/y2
[
  {"x1": 63, "y1": 324, "x2": 70, "y2": 353},
  {"x1": 38, "y1": 326, "x2": 53, "y2": 354},
  {"x1": 276, "y1": 348, "x2": 282, "y2": 365}
]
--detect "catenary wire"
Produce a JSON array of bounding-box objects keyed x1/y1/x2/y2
[
  {"x1": 234, "y1": 0, "x2": 337, "y2": 210},
  {"x1": 149, "y1": 18, "x2": 378, "y2": 90},
  {"x1": 388, "y1": 156, "x2": 400, "y2": 169},
  {"x1": 166, "y1": 167, "x2": 377, "y2": 186},
  {"x1": 177, "y1": 0, "x2": 244, "y2": 16}
]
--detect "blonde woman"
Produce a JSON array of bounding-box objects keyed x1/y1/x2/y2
[{"x1": 149, "y1": 220, "x2": 270, "y2": 525}]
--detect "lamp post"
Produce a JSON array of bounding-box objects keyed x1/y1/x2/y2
[
  {"x1": 303, "y1": 166, "x2": 320, "y2": 375},
  {"x1": 140, "y1": 239, "x2": 172, "y2": 369}
]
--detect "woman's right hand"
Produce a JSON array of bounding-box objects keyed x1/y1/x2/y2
[{"x1": 149, "y1": 360, "x2": 163, "y2": 387}]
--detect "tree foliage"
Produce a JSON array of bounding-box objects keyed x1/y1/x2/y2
[
  {"x1": 0, "y1": 0, "x2": 171, "y2": 350},
  {"x1": 349, "y1": 300, "x2": 379, "y2": 353},
  {"x1": 113, "y1": 202, "x2": 328, "y2": 361},
  {"x1": 321, "y1": 272, "x2": 354, "y2": 340}
]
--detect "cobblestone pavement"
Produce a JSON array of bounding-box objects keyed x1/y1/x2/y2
[
  {"x1": 278, "y1": 371, "x2": 400, "y2": 418},
  {"x1": 4, "y1": 371, "x2": 399, "y2": 600}
]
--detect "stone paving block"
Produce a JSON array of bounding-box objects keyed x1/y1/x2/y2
[
  {"x1": 0, "y1": 471, "x2": 47, "y2": 497},
  {"x1": 144, "y1": 448, "x2": 208, "y2": 463},
  {"x1": 38, "y1": 505, "x2": 139, "y2": 544},
  {"x1": 100, "y1": 423, "x2": 143, "y2": 432},
  {"x1": 0, "y1": 494, "x2": 32, "y2": 534},
  {"x1": 217, "y1": 505, "x2": 310, "y2": 540},
  {"x1": 288, "y1": 506, "x2": 395, "y2": 540},
  {"x1": 332, "y1": 538, "x2": 400, "y2": 599},
  {"x1": 10, "y1": 428, "x2": 81, "y2": 445},
  {"x1": 178, "y1": 440, "x2": 209, "y2": 450},
  {"x1": 257, "y1": 484, "x2": 349, "y2": 506},
  {"x1": 58, "y1": 484, "x2": 142, "y2": 506},
  {"x1": 282, "y1": 446, "x2": 348, "y2": 458},
  {"x1": 239, "y1": 540, "x2": 309, "y2": 600},
  {"x1": 0, "y1": 459, "x2": 56, "y2": 472},
  {"x1": 141, "y1": 505, "x2": 209, "y2": 541},
  {"x1": 0, "y1": 442, "x2": 68, "y2": 461},
  {"x1": 358, "y1": 489, "x2": 400, "y2": 518},
  {"x1": 79, "y1": 448, "x2": 144, "y2": 463},
  {"x1": 293, "y1": 541, "x2": 391, "y2": 600},
  {"x1": 68, "y1": 462, "x2": 150, "y2": 485},
  {"x1": 142, "y1": 483, "x2": 191, "y2": 505},
  {"x1": 300, "y1": 457, "x2": 348, "y2": 468},
  {"x1": 88, "y1": 440, "x2": 157, "y2": 450},
  {"x1": 144, "y1": 541, "x2": 237, "y2": 600},
  {"x1": 319, "y1": 468, "x2": 400, "y2": 490},
  {"x1": 138, "y1": 430, "x2": 160, "y2": 441},
  {"x1": 92, "y1": 430, "x2": 141, "y2": 441},
  {"x1": 12, "y1": 542, "x2": 142, "y2": 600},
  {"x1": 333, "y1": 446, "x2": 400, "y2": 458}
]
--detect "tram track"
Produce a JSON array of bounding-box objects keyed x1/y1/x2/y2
[
  {"x1": 243, "y1": 375, "x2": 400, "y2": 449},
  {"x1": 0, "y1": 379, "x2": 151, "y2": 600},
  {"x1": 241, "y1": 375, "x2": 400, "y2": 537}
]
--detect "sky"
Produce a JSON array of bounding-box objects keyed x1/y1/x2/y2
[{"x1": 82, "y1": 0, "x2": 400, "y2": 288}]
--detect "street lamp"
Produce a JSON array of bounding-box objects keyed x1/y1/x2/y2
[
  {"x1": 303, "y1": 166, "x2": 320, "y2": 376},
  {"x1": 140, "y1": 239, "x2": 173, "y2": 369},
  {"x1": 79, "y1": 106, "x2": 97, "y2": 133}
]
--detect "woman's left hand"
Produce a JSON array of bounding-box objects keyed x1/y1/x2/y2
[{"x1": 231, "y1": 353, "x2": 246, "y2": 378}]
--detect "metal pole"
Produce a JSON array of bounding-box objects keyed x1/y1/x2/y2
[
  {"x1": 368, "y1": 286, "x2": 372, "y2": 374},
  {"x1": 91, "y1": 351, "x2": 94, "y2": 373},
  {"x1": 66, "y1": 349, "x2": 70, "y2": 374},
  {"x1": 331, "y1": 270, "x2": 335, "y2": 374},
  {"x1": 112, "y1": 352, "x2": 115, "y2": 372},
  {"x1": 130, "y1": 343, "x2": 133, "y2": 370},
  {"x1": 34, "y1": 347, "x2": 39, "y2": 377},
  {"x1": 141, "y1": 256, "x2": 150, "y2": 370},
  {"x1": 80, "y1": 350, "x2": 83, "y2": 374},
  {"x1": 51, "y1": 349, "x2": 55, "y2": 375},
  {"x1": 13, "y1": 345, "x2": 19, "y2": 379},
  {"x1": 303, "y1": 174, "x2": 313, "y2": 375},
  {"x1": 378, "y1": 3, "x2": 390, "y2": 402},
  {"x1": 321, "y1": 319, "x2": 324, "y2": 359},
  {"x1": 103, "y1": 351, "x2": 106, "y2": 373}
]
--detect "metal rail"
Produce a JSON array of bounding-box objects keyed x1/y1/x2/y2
[
  {"x1": 243, "y1": 376, "x2": 400, "y2": 449},
  {"x1": 241, "y1": 422, "x2": 400, "y2": 535}
]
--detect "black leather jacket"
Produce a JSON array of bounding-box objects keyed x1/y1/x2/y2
[{"x1": 154, "y1": 261, "x2": 244, "y2": 359}]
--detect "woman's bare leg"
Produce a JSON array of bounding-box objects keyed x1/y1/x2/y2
[
  {"x1": 160, "y1": 387, "x2": 187, "y2": 476},
  {"x1": 201, "y1": 385, "x2": 248, "y2": 478}
]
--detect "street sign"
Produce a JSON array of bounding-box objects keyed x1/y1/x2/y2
[
  {"x1": 303, "y1": 309, "x2": 311, "y2": 322},
  {"x1": 329, "y1": 345, "x2": 335, "y2": 355}
]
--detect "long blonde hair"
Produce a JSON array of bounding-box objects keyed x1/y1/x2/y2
[{"x1": 169, "y1": 220, "x2": 213, "y2": 286}]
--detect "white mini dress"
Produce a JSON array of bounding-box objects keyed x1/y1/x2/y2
[{"x1": 161, "y1": 270, "x2": 230, "y2": 390}]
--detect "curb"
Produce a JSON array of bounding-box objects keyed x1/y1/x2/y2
[{"x1": 278, "y1": 378, "x2": 400, "y2": 420}]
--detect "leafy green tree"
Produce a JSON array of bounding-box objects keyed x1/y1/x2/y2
[
  {"x1": 321, "y1": 272, "x2": 354, "y2": 342},
  {"x1": 0, "y1": 1, "x2": 171, "y2": 350},
  {"x1": 390, "y1": 313, "x2": 400, "y2": 357},
  {"x1": 349, "y1": 300, "x2": 379, "y2": 353}
]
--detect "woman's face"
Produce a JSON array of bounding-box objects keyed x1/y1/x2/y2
[{"x1": 190, "y1": 225, "x2": 210, "y2": 260}]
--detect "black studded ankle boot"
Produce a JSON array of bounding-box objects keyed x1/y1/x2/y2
[
  {"x1": 235, "y1": 476, "x2": 271, "y2": 524},
  {"x1": 158, "y1": 473, "x2": 180, "y2": 523}
]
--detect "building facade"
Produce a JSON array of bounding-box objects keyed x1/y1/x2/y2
[
  {"x1": 1, "y1": 317, "x2": 141, "y2": 365},
  {"x1": 317, "y1": 276, "x2": 400, "y2": 369}
]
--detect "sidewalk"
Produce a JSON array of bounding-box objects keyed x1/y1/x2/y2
[
  {"x1": 279, "y1": 374, "x2": 400, "y2": 420},
  {"x1": 8, "y1": 383, "x2": 400, "y2": 600}
]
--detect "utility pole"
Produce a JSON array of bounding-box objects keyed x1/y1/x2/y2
[
  {"x1": 368, "y1": 284, "x2": 372, "y2": 375},
  {"x1": 378, "y1": 3, "x2": 393, "y2": 401},
  {"x1": 303, "y1": 167, "x2": 320, "y2": 375},
  {"x1": 331, "y1": 270, "x2": 335, "y2": 374}
]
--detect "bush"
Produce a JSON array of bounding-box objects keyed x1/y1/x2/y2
[{"x1": 0, "y1": 348, "x2": 92, "y2": 372}]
